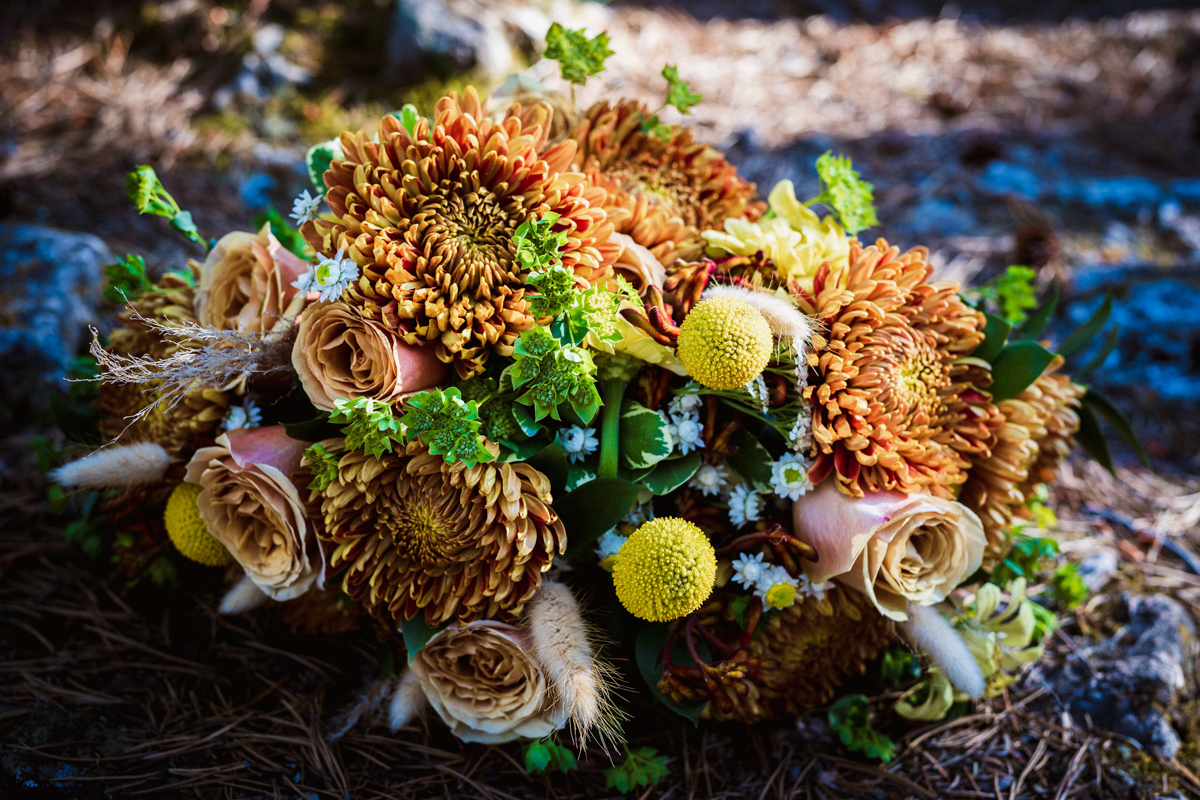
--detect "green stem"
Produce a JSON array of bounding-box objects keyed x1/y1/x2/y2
[{"x1": 597, "y1": 378, "x2": 627, "y2": 479}]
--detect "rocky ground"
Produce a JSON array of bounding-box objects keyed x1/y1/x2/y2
[{"x1": 2, "y1": 0, "x2": 1200, "y2": 797}]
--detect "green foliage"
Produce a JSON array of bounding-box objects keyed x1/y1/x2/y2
[
  {"x1": 30, "y1": 436, "x2": 62, "y2": 474},
  {"x1": 390, "y1": 104, "x2": 422, "y2": 138},
  {"x1": 141, "y1": 554, "x2": 180, "y2": 588},
  {"x1": 505, "y1": 328, "x2": 602, "y2": 423},
  {"x1": 988, "y1": 340, "x2": 1058, "y2": 402},
  {"x1": 970, "y1": 266, "x2": 1039, "y2": 325},
  {"x1": 527, "y1": 266, "x2": 579, "y2": 319},
  {"x1": 560, "y1": 477, "x2": 643, "y2": 559},
  {"x1": 66, "y1": 355, "x2": 100, "y2": 403},
  {"x1": 330, "y1": 398, "x2": 402, "y2": 458},
  {"x1": 252, "y1": 207, "x2": 315, "y2": 259},
  {"x1": 555, "y1": 276, "x2": 637, "y2": 346},
  {"x1": 604, "y1": 747, "x2": 670, "y2": 793},
  {"x1": 400, "y1": 616, "x2": 443, "y2": 662},
  {"x1": 399, "y1": 388, "x2": 495, "y2": 467},
  {"x1": 619, "y1": 400, "x2": 674, "y2": 470},
  {"x1": 515, "y1": 212, "x2": 568, "y2": 273},
  {"x1": 811, "y1": 152, "x2": 878, "y2": 235},
  {"x1": 828, "y1": 694, "x2": 895, "y2": 762},
  {"x1": 661, "y1": 64, "x2": 702, "y2": 114},
  {"x1": 102, "y1": 254, "x2": 154, "y2": 304},
  {"x1": 524, "y1": 739, "x2": 577, "y2": 775},
  {"x1": 991, "y1": 534, "x2": 1058, "y2": 588},
  {"x1": 543, "y1": 23, "x2": 613, "y2": 86},
  {"x1": 1050, "y1": 562, "x2": 1088, "y2": 610},
  {"x1": 304, "y1": 444, "x2": 341, "y2": 492},
  {"x1": 880, "y1": 647, "x2": 921, "y2": 686},
  {"x1": 306, "y1": 140, "x2": 340, "y2": 193},
  {"x1": 125, "y1": 165, "x2": 205, "y2": 248}
]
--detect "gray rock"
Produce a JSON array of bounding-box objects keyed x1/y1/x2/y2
[
  {"x1": 1077, "y1": 550, "x2": 1119, "y2": 593},
  {"x1": 0, "y1": 224, "x2": 110, "y2": 424},
  {"x1": 1030, "y1": 593, "x2": 1195, "y2": 759},
  {"x1": 386, "y1": 0, "x2": 514, "y2": 83}
]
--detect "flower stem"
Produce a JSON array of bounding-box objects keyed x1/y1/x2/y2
[{"x1": 597, "y1": 378, "x2": 626, "y2": 479}]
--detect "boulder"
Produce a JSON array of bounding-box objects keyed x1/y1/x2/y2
[
  {"x1": 0, "y1": 224, "x2": 110, "y2": 426},
  {"x1": 385, "y1": 0, "x2": 515, "y2": 83}
]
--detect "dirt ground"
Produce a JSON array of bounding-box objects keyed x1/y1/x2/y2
[{"x1": 2, "y1": 1, "x2": 1200, "y2": 797}]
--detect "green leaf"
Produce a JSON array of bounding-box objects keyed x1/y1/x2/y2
[
  {"x1": 879, "y1": 648, "x2": 921, "y2": 685},
  {"x1": 1074, "y1": 323, "x2": 1119, "y2": 380},
  {"x1": 1082, "y1": 388, "x2": 1151, "y2": 469},
  {"x1": 49, "y1": 390, "x2": 100, "y2": 444},
  {"x1": 974, "y1": 312, "x2": 1012, "y2": 365},
  {"x1": 1075, "y1": 400, "x2": 1113, "y2": 475},
  {"x1": 1012, "y1": 292, "x2": 1058, "y2": 340},
  {"x1": 391, "y1": 104, "x2": 421, "y2": 138},
  {"x1": 640, "y1": 453, "x2": 702, "y2": 495},
  {"x1": 725, "y1": 428, "x2": 774, "y2": 490},
  {"x1": 828, "y1": 694, "x2": 895, "y2": 762},
  {"x1": 1057, "y1": 294, "x2": 1112, "y2": 359},
  {"x1": 634, "y1": 625, "x2": 707, "y2": 724},
  {"x1": 560, "y1": 478, "x2": 642, "y2": 559},
  {"x1": 619, "y1": 400, "x2": 674, "y2": 470},
  {"x1": 988, "y1": 340, "x2": 1057, "y2": 402},
  {"x1": 661, "y1": 64, "x2": 701, "y2": 114},
  {"x1": 812, "y1": 151, "x2": 878, "y2": 235},
  {"x1": 400, "y1": 616, "x2": 443, "y2": 662},
  {"x1": 525, "y1": 441, "x2": 570, "y2": 498},
  {"x1": 304, "y1": 444, "x2": 341, "y2": 492},
  {"x1": 102, "y1": 254, "x2": 153, "y2": 304},
  {"x1": 252, "y1": 207, "x2": 315, "y2": 259},
  {"x1": 282, "y1": 414, "x2": 340, "y2": 443},
  {"x1": 306, "y1": 140, "x2": 341, "y2": 193},
  {"x1": 525, "y1": 741, "x2": 552, "y2": 773},
  {"x1": 604, "y1": 746, "x2": 670, "y2": 793},
  {"x1": 400, "y1": 387, "x2": 494, "y2": 467},
  {"x1": 543, "y1": 23, "x2": 613, "y2": 85}
]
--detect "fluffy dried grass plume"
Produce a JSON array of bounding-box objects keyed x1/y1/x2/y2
[
  {"x1": 389, "y1": 669, "x2": 428, "y2": 732},
  {"x1": 523, "y1": 580, "x2": 623, "y2": 750},
  {"x1": 52, "y1": 442, "x2": 170, "y2": 490},
  {"x1": 218, "y1": 573, "x2": 270, "y2": 615},
  {"x1": 898, "y1": 602, "x2": 985, "y2": 698}
]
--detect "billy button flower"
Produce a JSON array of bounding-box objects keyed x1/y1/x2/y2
[
  {"x1": 676, "y1": 296, "x2": 773, "y2": 391},
  {"x1": 164, "y1": 482, "x2": 233, "y2": 567},
  {"x1": 612, "y1": 517, "x2": 717, "y2": 622}
]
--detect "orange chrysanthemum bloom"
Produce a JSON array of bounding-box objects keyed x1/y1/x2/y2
[
  {"x1": 961, "y1": 366, "x2": 1084, "y2": 557},
  {"x1": 568, "y1": 99, "x2": 760, "y2": 267},
  {"x1": 794, "y1": 239, "x2": 1001, "y2": 498},
  {"x1": 305, "y1": 87, "x2": 617, "y2": 379},
  {"x1": 311, "y1": 439, "x2": 566, "y2": 626}
]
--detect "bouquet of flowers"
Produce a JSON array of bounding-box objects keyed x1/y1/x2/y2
[{"x1": 47, "y1": 25, "x2": 1133, "y2": 768}]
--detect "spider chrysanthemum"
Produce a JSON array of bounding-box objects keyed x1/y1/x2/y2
[
  {"x1": 311, "y1": 438, "x2": 566, "y2": 626},
  {"x1": 304, "y1": 87, "x2": 617, "y2": 379},
  {"x1": 164, "y1": 482, "x2": 233, "y2": 567},
  {"x1": 795, "y1": 239, "x2": 1002, "y2": 498},
  {"x1": 568, "y1": 99, "x2": 760, "y2": 266},
  {"x1": 612, "y1": 517, "x2": 717, "y2": 622},
  {"x1": 676, "y1": 296, "x2": 774, "y2": 390}
]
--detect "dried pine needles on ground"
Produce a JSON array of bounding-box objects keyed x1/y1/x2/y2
[{"x1": 2, "y1": 478, "x2": 1196, "y2": 799}]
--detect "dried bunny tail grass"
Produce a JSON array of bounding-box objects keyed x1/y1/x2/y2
[
  {"x1": 898, "y1": 602, "x2": 985, "y2": 699},
  {"x1": 219, "y1": 574, "x2": 270, "y2": 615},
  {"x1": 702, "y1": 283, "x2": 814, "y2": 358},
  {"x1": 87, "y1": 309, "x2": 295, "y2": 428},
  {"x1": 327, "y1": 678, "x2": 394, "y2": 743},
  {"x1": 389, "y1": 669, "x2": 427, "y2": 732},
  {"x1": 52, "y1": 442, "x2": 170, "y2": 489},
  {"x1": 524, "y1": 580, "x2": 625, "y2": 752}
]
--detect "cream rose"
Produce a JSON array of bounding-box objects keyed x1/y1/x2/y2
[
  {"x1": 184, "y1": 426, "x2": 321, "y2": 601},
  {"x1": 410, "y1": 621, "x2": 568, "y2": 744},
  {"x1": 609, "y1": 232, "x2": 667, "y2": 294},
  {"x1": 291, "y1": 301, "x2": 450, "y2": 411},
  {"x1": 792, "y1": 480, "x2": 985, "y2": 621},
  {"x1": 197, "y1": 225, "x2": 310, "y2": 332}
]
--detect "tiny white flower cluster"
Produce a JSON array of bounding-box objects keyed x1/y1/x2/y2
[
  {"x1": 787, "y1": 407, "x2": 814, "y2": 453},
  {"x1": 289, "y1": 189, "x2": 323, "y2": 226},
  {"x1": 771, "y1": 452, "x2": 813, "y2": 500},
  {"x1": 744, "y1": 373, "x2": 770, "y2": 413},
  {"x1": 666, "y1": 389, "x2": 704, "y2": 455},
  {"x1": 292, "y1": 248, "x2": 360, "y2": 303},
  {"x1": 223, "y1": 399, "x2": 262, "y2": 432},
  {"x1": 731, "y1": 553, "x2": 830, "y2": 610},
  {"x1": 560, "y1": 426, "x2": 599, "y2": 464},
  {"x1": 688, "y1": 462, "x2": 729, "y2": 496},
  {"x1": 623, "y1": 503, "x2": 651, "y2": 528}
]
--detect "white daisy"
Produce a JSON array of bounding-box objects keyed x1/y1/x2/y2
[
  {"x1": 799, "y1": 574, "x2": 830, "y2": 601},
  {"x1": 754, "y1": 564, "x2": 800, "y2": 609},
  {"x1": 727, "y1": 483, "x2": 763, "y2": 527},
  {"x1": 731, "y1": 552, "x2": 767, "y2": 589},
  {"x1": 594, "y1": 529, "x2": 627, "y2": 571},
  {"x1": 673, "y1": 416, "x2": 704, "y2": 454},
  {"x1": 771, "y1": 452, "x2": 813, "y2": 501},
  {"x1": 688, "y1": 462, "x2": 729, "y2": 496},
  {"x1": 292, "y1": 248, "x2": 360, "y2": 303},
  {"x1": 560, "y1": 426, "x2": 599, "y2": 464},
  {"x1": 668, "y1": 390, "x2": 702, "y2": 419},
  {"x1": 289, "y1": 189, "x2": 323, "y2": 226},
  {"x1": 223, "y1": 399, "x2": 262, "y2": 432}
]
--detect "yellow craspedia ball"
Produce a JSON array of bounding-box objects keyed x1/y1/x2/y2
[
  {"x1": 164, "y1": 482, "x2": 233, "y2": 567},
  {"x1": 612, "y1": 517, "x2": 717, "y2": 622},
  {"x1": 676, "y1": 296, "x2": 774, "y2": 390}
]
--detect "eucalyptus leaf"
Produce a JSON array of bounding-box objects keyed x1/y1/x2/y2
[
  {"x1": 400, "y1": 616, "x2": 443, "y2": 662},
  {"x1": 1057, "y1": 294, "x2": 1113, "y2": 359},
  {"x1": 634, "y1": 624, "x2": 708, "y2": 724},
  {"x1": 526, "y1": 442, "x2": 570, "y2": 497},
  {"x1": 1075, "y1": 324, "x2": 1120, "y2": 380},
  {"x1": 1082, "y1": 388, "x2": 1151, "y2": 469},
  {"x1": 619, "y1": 400, "x2": 674, "y2": 470},
  {"x1": 989, "y1": 340, "x2": 1058, "y2": 402},
  {"x1": 1012, "y1": 292, "x2": 1058, "y2": 340},
  {"x1": 726, "y1": 428, "x2": 774, "y2": 490},
  {"x1": 974, "y1": 312, "x2": 1012, "y2": 365},
  {"x1": 640, "y1": 453, "x2": 702, "y2": 495},
  {"x1": 1075, "y1": 401, "x2": 1114, "y2": 475},
  {"x1": 561, "y1": 478, "x2": 642, "y2": 559},
  {"x1": 306, "y1": 140, "x2": 341, "y2": 193}
]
